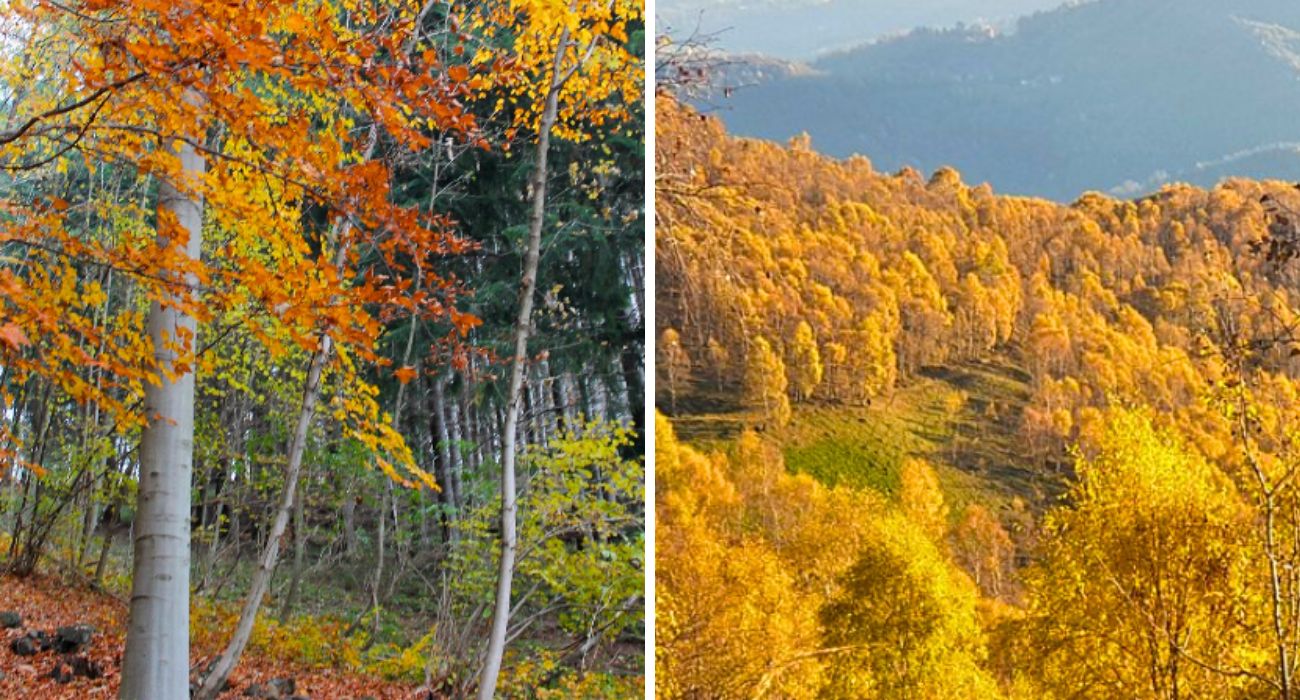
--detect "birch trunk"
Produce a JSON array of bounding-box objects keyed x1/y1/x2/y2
[
  {"x1": 431, "y1": 377, "x2": 455, "y2": 543},
  {"x1": 371, "y1": 481, "x2": 388, "y2": 636},
  {"x1": 477, "y1": 29, "x2": 569, "y2": 700},
  {"x1": 119, "y1": 138, "x2": 204, "y2": 700}
]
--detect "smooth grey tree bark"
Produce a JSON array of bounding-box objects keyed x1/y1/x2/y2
[{"x1": 120, "y1": 137, "x2": 205, "y2": 700}]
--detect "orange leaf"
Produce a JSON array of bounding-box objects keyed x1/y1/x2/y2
[
  {"x1": 0, "y1": 323, "x2": 30, "y2": 350},
  {"x1": 394, "y1": 366, "x2": 418, "y2": 384},
  {"x1": 451, "y1": 310, "x2": 482, "y2": 336}
]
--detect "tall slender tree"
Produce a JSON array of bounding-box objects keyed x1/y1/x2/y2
[{"x1": 471, "y1": 0, "x2": 643, "y2": 693}]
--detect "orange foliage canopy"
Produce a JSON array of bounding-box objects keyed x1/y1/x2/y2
[{"x1": 0, "y1": 0, "x2": 484, "y2": 484}]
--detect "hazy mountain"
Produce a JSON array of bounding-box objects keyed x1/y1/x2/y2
[
  {"x1": 703, "y1": 0, "x2": 1300, "y2": 200},
  {"x1": 659, "y1": 0, "x2": 1071, "y2": 59}
]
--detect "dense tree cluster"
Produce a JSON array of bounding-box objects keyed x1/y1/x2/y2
[
  {"x1": 657, "y1": 95, "x2": 1300, "y2": 698},
  {"x1": 657, "y1": 97, "x2": 1300, "y2": 464},
  {"x1": 656, "y1": 415, "x2": 996, "y2": 699}
]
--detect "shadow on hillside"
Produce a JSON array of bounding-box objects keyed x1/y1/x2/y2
[
  {"x1": 918, "y1": 357, "x2": 1065, "y2": 508},
  {"x1": 664, "y1": 353, "x2": 1069, "y2": 511},
  {"x1": 660, "y1": 380, "x2": 751, "y2": 445}
]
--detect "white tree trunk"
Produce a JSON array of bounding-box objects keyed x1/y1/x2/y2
[
  {"x1": 433, "y1": 376, "x2": 457, "y2": 519},
  {"x1": 447, "y1": 387, "x2": 464, "y2": 506},
  {"x1": 477, "y1": 31, "x2": 568, "y2": 700},
  {"x1": 120, "y1": 138, "x2": 205, "y2": 700}
]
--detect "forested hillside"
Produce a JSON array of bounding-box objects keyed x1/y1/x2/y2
[
  {"x1": 0, "y1": 1, "x2": 643, "y2": 698},
  {"x1": 656, "y1": 95, "x2": 1300, "y2": 698},
  {"x1": 708, "y1": 0, "x2": 1300, "y2": 199}
]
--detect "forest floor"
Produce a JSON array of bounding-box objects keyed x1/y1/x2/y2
[{"x1": 0, "y1": 572, "x2": 428, "y2": 699}]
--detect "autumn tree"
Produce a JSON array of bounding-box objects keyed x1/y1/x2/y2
[
  {"x1": 745, "y1": 336, "x2": 791, "y2": 427},
  {"x1": 463, "y1": 0, "x2": 644, "y2": 693},
  {"x1": 705, "y1": 336, "x2": 731, "y2": 386},
  {"x1": 658, "y1": 327, "x2": 692, "y2": 414},
  {"x1": 898, "y1": 457, "x2": 948, "y2": 543},
  {"x1": 1210, "y1": 362, "x2": 1300, "y2": 700},
  {"x1": 122, "y1": 124, "x2": 205, "y2": 700},
  {"x1": 820, "y1": 510, "x2": 999, "y2": 699},
  {"x1": 952, "y1": 504, "x2": 1013, "y2": 598},
  {"x1": 788, "y1": 320, "x2": 823, "y2": 401},
  {"x1": 1023, "y1": 409, "x2": 1253, "y2": 699},
  {"x1": 657, "y1": 413, "x2": 854, "y2": 699},
  {"x1": 849, "y1": 314, "x2": 897, "y2": 402}
]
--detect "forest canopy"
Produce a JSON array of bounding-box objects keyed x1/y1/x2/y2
[{"x1": 656, "y1": 94, "x2": 1300, "y2": 699}]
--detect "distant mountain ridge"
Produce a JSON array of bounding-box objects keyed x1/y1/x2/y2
[
  {"x1": 702, "y1": 0, "x2": 1300, "y2": 200},
  {"x1": 659, "y1": 0, "x2": 1068, "y2": 59}
]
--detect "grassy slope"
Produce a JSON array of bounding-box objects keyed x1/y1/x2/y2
[{"x1": 671, "y1": 352, "x2": 1064, "y2": 532}]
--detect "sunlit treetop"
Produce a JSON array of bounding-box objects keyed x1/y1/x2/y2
[{"x1": 462, "y1": 0, "x2": 643, "y2": 142}]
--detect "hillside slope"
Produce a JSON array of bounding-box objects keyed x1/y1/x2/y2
[{"x1": 672, "y1": 352, "x2": 1049, "y2": 533}]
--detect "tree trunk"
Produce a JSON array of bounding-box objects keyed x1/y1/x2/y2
[
  {"x1": 431, "y1": 377, "x2": 454, "y2": 544},
  {"x1": 76, "y1": 479, "x2": 99, "y2": 570},
  {"x1": 477, "y1": 29, "x2": 570, "y2": 699},
  {"x1": 198, "y1": 484, "x2": 225, "y2": 591},
  {"x1": 93, "y1": 526, "x2": 113, "y2": 587},
  {"x1": 538, "y1": 364, "x2": 554, "y2": 444},
  {"x1": 474, "y1": 402, "x2": 485, "y2": 476},
  {"x1": 342, "y1": 493, "x2": 358, "y2": 557},
  {"x1": 370, "y1": 483, "x2": 388, "y2": 636},
  {"x1": 278, "y1": 482, "x2": 307, "y2": 621},
  {"x1": 194, "y1": 336, "x2": 332, "y2": 700},
  {"x1": 551, "y1": 372, "x2": 567, "y2": 434},
  {"x1": 522, "y1": 375, "x2": 537, "y2": 447},
  {"x1": 448, "y1": 388, "x2": 465, "y2": 507},
  {"x1": 0, "y1": 377, "x2": 30, "y2": 534},
  {"x1": 120, "y1": 136, "x2": 205, "y2": 700},
  {"x1": 578, "y1": 374, "x2": 592, "y2": 421},
  {"x1": 620, "y1": 343, "x2": 644, "y2": 436}
]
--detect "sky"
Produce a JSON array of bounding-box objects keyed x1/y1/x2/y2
[{"x1": 659, "y1": 0, "x2": 1079, "y2": 60}]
